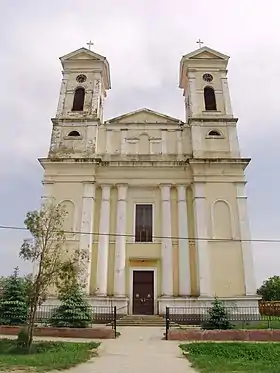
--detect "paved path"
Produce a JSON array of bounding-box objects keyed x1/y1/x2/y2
[{"x1": 65, "y1": 326, "x2": 196, "y2": 373}]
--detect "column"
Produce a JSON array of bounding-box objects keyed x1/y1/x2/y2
[
  {"x1": 79, "y1": 183, "x2": 95, "y2": 294},
  {"x1": 114, "y1": 184, "x2": 128, "y2": 296},
  {"x1": 41, "y1": 182, "x2": 54, "y2": 206},
  {"x1": 106, "y1": 129, "x2": 113, "y2": 154},
  {"x1": 188, "y1": 75, "x2": 198, "y2": 116},
  {"x1": 176, "y1": 130, "x2": 183, "y2": 156},
  {"x1": 221, "y1": 74, "x2": 233, "y2": 116},
  {"x1": 192, "y1": 182, "x2": 211, "y2": 296},
  {"x1": 120, "y1": 129, "x2": 127, "y2": 154},
  {"x1": 161, "y1": 129, "x2": 167, "y2": 154},
  {"x1": 56, "y1": 73, "x2": 68, "y2": 116},
  {"x1": 160, "y1": 184, "x2": 173, "y2": 296},
  {"x1": 228, "y1": 125, "x2": 240, "y2": 158},
  {"x1": 236, "y1": 183, "x2": 257, "y2": 295},
  {"x1": 96, "y1": 184, "x2": 111, "y2": 296},
  {"x1": 177, "y1": 185, "x2": 191, "y2": 296}
]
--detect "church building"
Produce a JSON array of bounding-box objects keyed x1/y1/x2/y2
[{"x1": 39, "y1": 45, "x2": 258, "y2": 314}]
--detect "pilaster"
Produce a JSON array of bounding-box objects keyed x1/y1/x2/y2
[
  {"x1": 79, "y1": 183, "x2": 95, "y2": 293},
  {"x1": 114, "y1": 184, "x2": 128, "y2": 296},
  {"x1": 177, "y1": 185, "x2": 191, "y2": 296},
  {"x1": 192, "y1": 182, "x2": 211, "y2": 296},
  {"x1": 159, "y1": 184, "x2": 173, "y2": 296},
  {"x1": 236, "y1": 183, "x2": 257, "y2": 295},
  {"x1": 96, "y1": 184, "x2": 111, "y2": 296}
]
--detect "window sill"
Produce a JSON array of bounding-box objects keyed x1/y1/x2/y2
[
  {"x1": 205, "y1": 135, "x2": 225, "y2": 139},
  {"x1": 129, "y1": 241, "x2": 159, "y2": 244},
  {"x1": 63, "y1": 136, "x2": 83, "y2": 140},
  {"x1": 202, "y1": 110, "x2": 222, "y2": 114}
]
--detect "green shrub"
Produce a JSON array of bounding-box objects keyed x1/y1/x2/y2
[
  {"x1": 202, "y1": 297, "x2": 233, "y2": 330},
  {"x1": 49, "y1": 284, "x2": 92, "y2": 328},
  {"x1": 0, "y1": 268, "x2": 28, "y2": 326},
  {"x1": 16, "y1": 328, "x2": 29, "y2": 352}
]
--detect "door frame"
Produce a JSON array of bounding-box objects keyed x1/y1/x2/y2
[{"x1": 129, "y1": 267, "x2": 157, "y2": 315}]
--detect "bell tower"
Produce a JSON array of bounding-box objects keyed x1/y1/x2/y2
[
  {"x1": 179, "y1": 46, "x2": 240, "y2": 158},
  {"x1": 49, "y1": 47, "x2": 111, "y2": 158}
]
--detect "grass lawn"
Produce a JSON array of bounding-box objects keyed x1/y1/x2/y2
[
  {"x1": 180, "y1": 342, "x2": 280, "y2": 373},
  {"x1": 0, "y1": 338, "x2": 100, "y2": 371},
  {"x1": 235, "y1": 319, "x2": 280, "y2": 329}
]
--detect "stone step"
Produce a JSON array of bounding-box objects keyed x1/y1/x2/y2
[{"x1": 107, "y1": 315, "x2": 169, "y2": 327}]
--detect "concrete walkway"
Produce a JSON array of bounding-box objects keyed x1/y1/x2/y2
[{"x1": 65, "y1": 326, "x2": 196, "y2": 373}]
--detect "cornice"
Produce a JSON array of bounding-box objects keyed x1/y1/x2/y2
[
  {"x1": 189, "y1": 157, "x2": 250, "y2": 164},
  {"x1": 51, "y1": 117, "x2": 101, "y2": 125},
  {"x1": 188, "y1": 117, "x2": 238, "y2": 123}
]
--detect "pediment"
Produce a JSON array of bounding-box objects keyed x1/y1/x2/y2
[
  {"x1": 182, "y1": 46, "x2": 229, "y2": 61},
  {"x1": 60, "y1": 47, "x2": 106, "y2": 62},
  {"x1": 106, "y1": 108, "x2": 183, "y2": 124},
  {"x1": 59, "y1": 47, "x2": 111, "y2": 90}
]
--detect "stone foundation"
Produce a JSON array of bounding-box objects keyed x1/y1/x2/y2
[{"x1": 0, "y1": 325, "x2": 115, "y2": 339}]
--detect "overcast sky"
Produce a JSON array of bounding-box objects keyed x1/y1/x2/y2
[{"x1": 0, "y1": 0, "x2": 279, "y2": 286}]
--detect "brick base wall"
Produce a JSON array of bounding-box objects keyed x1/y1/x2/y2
[
  {"x1": 168, "y1": 329, "x2": 280, "y2": 341},
  {"x1": 0, "y1": 325, "x2": 115, "y2": 339}
]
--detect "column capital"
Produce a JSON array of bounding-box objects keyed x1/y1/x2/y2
[
  {"x1": 159, "y1": 184, "x2": 172, "y2": 201},
  {"x1": 159, "y1": 183, "x2": 172, "y2": 188},
  {"x1": 100, "y1": 184, "x2": 111, "y2": 200},
  {"x1": 235, "y1": 182, "x2": 247, "y2": 198},
  {"x1": 82, "y1": 182, "x2": 96, "y2": 198},
  {"x1": 192, "y1": 182, "x2": 206, "y2": 199},
  {"x1": 176, "y1": 184, "x2": 187, "y2": 202},
  {"x1": 116, "y1": 183, "x2": 128, "y2": 200}
]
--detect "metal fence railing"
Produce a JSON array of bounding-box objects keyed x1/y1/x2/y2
[
  {"x1": 165, "y1": 305, "x2": 280, "y2": 340},
  {"x1": 34, "y1": 304, "x2": 115, "y2": 326},
  {"x1": 0, "y1": 304, "x2": 119, "y2": 337}
]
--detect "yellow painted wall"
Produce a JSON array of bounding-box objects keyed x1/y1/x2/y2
[{"x1": 205, "y1": 182, "x2": 245, "y2": 296}]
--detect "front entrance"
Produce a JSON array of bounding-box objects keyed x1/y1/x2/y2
[{"x1": 132, "y1": 270, "x2": 154, "y2": 315}]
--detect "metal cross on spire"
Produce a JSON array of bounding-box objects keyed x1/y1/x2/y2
[
  {"x1": 86, "y1": 40, "x2": 94, "y2": 50},
  {"x1": 196, "y1": 39, "x2": 204, "y2": 48}
]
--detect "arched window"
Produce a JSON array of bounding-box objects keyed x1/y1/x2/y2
[
  {"x1": 204, "y1": 86, "x2": 217, "y2": 111},
  {"x1": 208, "y1": 130, "x2": 221, "y2": 137},
  {"x1": 72, "y1": 87, "x2": 85, "y2": 111},
  {"x1": 68, "y1": 130, "x2": 81, "y2": 137}
]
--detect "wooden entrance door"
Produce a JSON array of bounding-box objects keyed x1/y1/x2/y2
[{"x1": 133, "y1": 270, "x2": 154, "y2": 315}]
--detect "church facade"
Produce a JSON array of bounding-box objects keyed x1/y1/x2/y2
[{"x1": 40, "y1": 45, "x2": 258, "y2": 314}]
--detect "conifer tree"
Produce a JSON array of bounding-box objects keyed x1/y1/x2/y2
[
  {"x1": 0, "y1": 267, "x2": 28, "y2": 325},
  {"x1": 49, "y1": 283, "x2": 92, "y2": 328},
  {"x1": 202, "y1": 297, "x2": 233, "y2": 330}
]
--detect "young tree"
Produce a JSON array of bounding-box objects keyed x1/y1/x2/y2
[
  {"x1": 202, "y1": 297, "x2": 233, "y2": 330},
  {"x1": 49, "y1": 282, "x2": 92, "y2": 328},
  {"x1": 19, "y1": 201, "x2": 87, "y2": 349},
  {"x1": 257, "y1": 276, "x2": 280, "y2": 301},
  {"x1": 0, "y1": 267, "x2": 29, "y2": 325}
]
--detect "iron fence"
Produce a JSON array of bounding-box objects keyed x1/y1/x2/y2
[
  {"x1": 165, "y1": 306, "x2": 280, "y2": 340},
  {"x1": 0, "y1": 304, "x2": 118, "y2": 337},
  {"x1": 34, "y1": 304, "x2": 116, "y2": 326}
]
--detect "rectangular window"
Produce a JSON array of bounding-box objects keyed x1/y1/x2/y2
[{"x1": 135, "y1": 204, "x2": 153, "y2": 242}]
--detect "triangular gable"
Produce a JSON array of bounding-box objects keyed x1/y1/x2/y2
[
  {"x1": 59, "y1": 47, "x2": 111, "y2": 90},
  {"x1": 106, "y1": 108, "x2": 183, "y2": 124},
  {"x1": 60, "y1": 47, "x2": 106, "y2": 62},
  {"x1": 182, "y1": 46, "x2": 229, "y2": 61}
]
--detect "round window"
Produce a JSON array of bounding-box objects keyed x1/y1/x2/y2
[
  {"x1": 203, "y1": 73, "x2": 213, "y2": 82},
  {"x1": 76, "y1": 74, "x2": 87, "y2": 83}
]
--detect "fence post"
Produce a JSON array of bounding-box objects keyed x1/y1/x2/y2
[
  {"x1": 113, "y1": 306, "x2": 117, "y2": 338},
  {"x1": 165, "y1": 307, "x2": 170, "y2": 340}
]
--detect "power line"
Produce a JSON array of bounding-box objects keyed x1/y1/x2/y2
[{"x1": 0, "y1": 224, "x2": 279, "y2": 243}]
